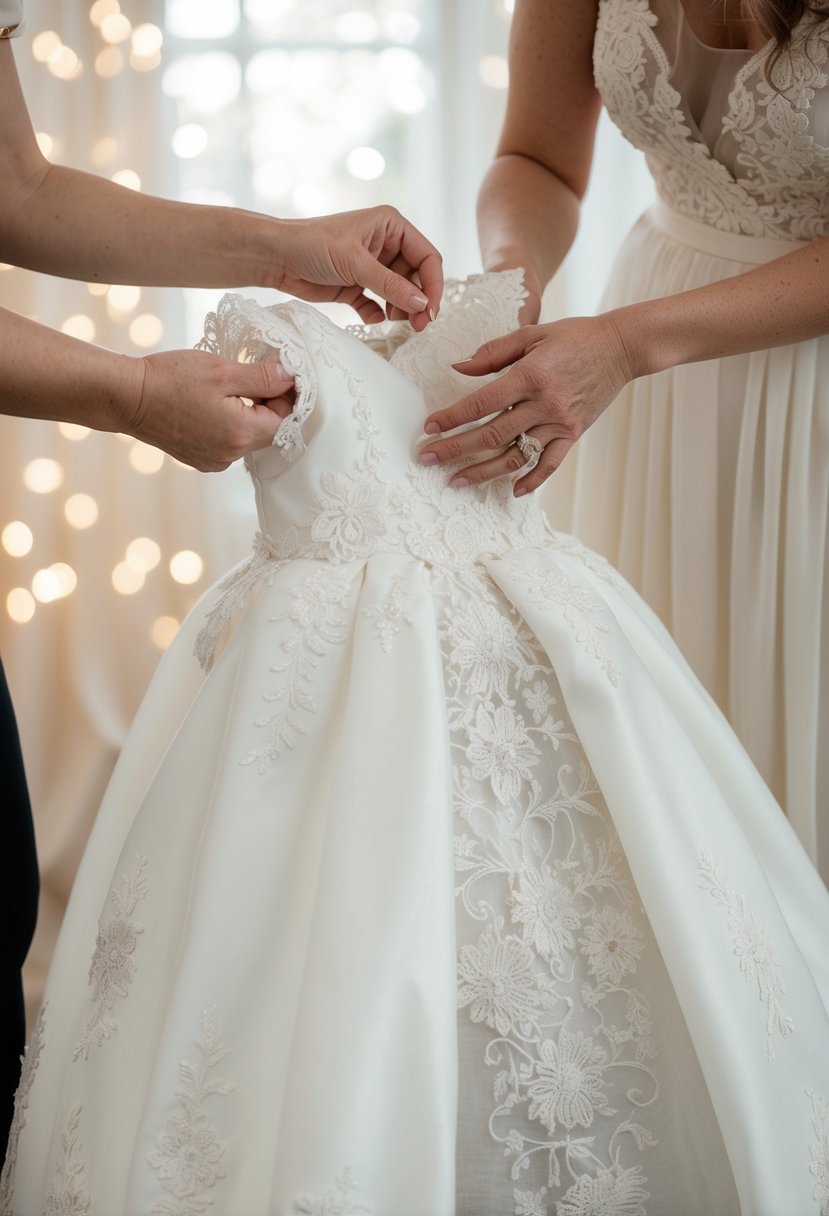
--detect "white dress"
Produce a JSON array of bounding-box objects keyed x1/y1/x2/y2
[
  {"x1": 3, "y1": 274, "x2": 829, "y2": 1216},
  {"x1": 546, "y1": 0, "x2": 829, "y2": 882}
]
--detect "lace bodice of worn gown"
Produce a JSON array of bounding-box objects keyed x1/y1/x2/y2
[{"x1": 594, "y1": 0, "x2": 829, "y2": 238}]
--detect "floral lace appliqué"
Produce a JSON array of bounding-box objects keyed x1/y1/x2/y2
[
  {"x1": 74, "y1": 853, "x2": 148, "y2": 1061},
  {"x1": 240, "y1": 569, "x2": 355, "y2": 772},
  {"x1": 595, "y1": 0, "x2": 829, "y2": 240},
  {"x1": 361, "y1": 575, "x2": 414, "y2": 653},
  {"x1": 148, "y1": 1009, "x2": 234, "y2": 1216},
  {"x1": 292, "y1": 1167, "x2": 372, "y2": 1215},
  {"x1": 445, "y1": 573, "x2": 658, "y2": 1208},
  {"x1": 0, "y1": 1004, "x2": 47, "y2": 1215},
  {"x1": 698, "y1": 852, "x2": 794, "y2": 1058},
  {"x1": 43, "y1": 1105, "x2": 91, "y2": 1216}
]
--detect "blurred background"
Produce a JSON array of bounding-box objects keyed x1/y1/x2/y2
[{"x1": 0, "y1": 0, "x2": 653, "y2": 1019}]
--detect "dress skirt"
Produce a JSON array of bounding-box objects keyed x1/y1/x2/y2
[{"x1": 545, "y1": 200, "x2": 829, "y2": 882}]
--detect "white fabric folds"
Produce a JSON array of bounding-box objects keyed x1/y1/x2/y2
[{"x1": 5, "y1": 275, "x2": 829, "y2": 1215}]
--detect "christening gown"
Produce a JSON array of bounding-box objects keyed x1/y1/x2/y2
[
  {"x1": 545, "y1": 0, "x2": 829, "y2": 884},
  {"x1": 3, "y1": 270, "x2": 829, "y2": 1216}
]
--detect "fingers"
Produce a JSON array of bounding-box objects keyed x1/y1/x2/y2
[
  {"x1": 420, "y1": 397, "x2": 535, "y2": 466},
  {"x1": 513, "y1": 436, "x2": 573, "y2": 496},
  {"x1": 451, "y1": 327, "x2": 535, "y2": 378},
  {"x1": 231, "y1": 357, "x2": 295, "y2": 403},
  {"x1": 395, "y1": 218, "x2": 444, "y2": 315},
  {"x1": 423, "y1": 360, "x2": 534, "y2": 438},
  {"x1": 355, "y1": 247, "x2": 431, "y2": 320}
]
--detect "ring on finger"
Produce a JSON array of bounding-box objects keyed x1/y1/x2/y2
[{"x1": 516, "y1": 431, "x2": 543, "y2": 471}]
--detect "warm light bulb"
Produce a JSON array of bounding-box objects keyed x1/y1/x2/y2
[
  {"x1": 126, "y1": 536, "x2": 161, "y2": 573},
  {"x1": 64, "y1": 493, "x2": 99, "y2": 529},
  {"x1": 58, "y1": 422, "x2": 92, "y2": 441},
  {"x1": 169, "y1": 549, "x2": 203, "y2": 585},
  {"x1": 129, "y1": 442, "x2": 164, "y2": 474},
  {"x1": 61, "y1": 314, "x2": 96, "y2": 342},
  {"x1": 151, "y1": 615, "x2": 179, "y2": 649},
  {"x1": 2, "y1": 521, "x2": 33, "y2": 557},
  {"x1": 23, "y1": 458, "x2": 63, "y2": 494},
  {"x1": 129, "y1": 314, "x2": 164, "y2": 348},
  {"x1": 7, "y1": 588, "x2": 35, "y2": 624},
  {"x1": 111, "y1": 562, "x2": 145, "y2": 595}
]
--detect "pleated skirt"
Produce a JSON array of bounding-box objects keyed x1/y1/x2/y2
[{"x1": 544, "y1": 200, "x2": 829, "y2": 883}]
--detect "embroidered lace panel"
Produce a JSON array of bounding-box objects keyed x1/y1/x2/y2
[{"x1": 595, "y1": 0, "x2": 829, "y2": 239}]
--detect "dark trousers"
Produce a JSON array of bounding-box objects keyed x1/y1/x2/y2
[{"x1": 0, "y1": 658, "x2": 38, "y2": 1160}]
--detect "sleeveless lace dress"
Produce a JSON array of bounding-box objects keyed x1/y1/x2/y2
[
  {"x1": 545, "y1": 0, "x2": 829, "y2": 885},
  {"x1": 4, "y1": 275, "x2": 829, "y2": 1216}
]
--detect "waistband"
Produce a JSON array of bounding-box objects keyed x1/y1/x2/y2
[{"x1": 649, "y1": 198, "x2": 808, "y2": 265}]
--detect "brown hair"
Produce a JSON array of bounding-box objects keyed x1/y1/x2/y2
[{"x1": 744, "y1": 0, "x2": 829, "y2": 72}]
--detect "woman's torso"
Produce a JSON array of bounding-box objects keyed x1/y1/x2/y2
[{"x1": 594, "y1": 0, "x2": 829, "y2": 239}]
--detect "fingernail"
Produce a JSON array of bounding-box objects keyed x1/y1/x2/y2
[
  {"x1": 428, "y1": 307, "x2": 436, "y2": 322},
  {"x1": 452, "y1": 477, "x2": 470, "y2": 489},
  {"x1": 420, "y1": 451, "x2": 438, "y2": 466},
  {"x1": 514, "y1": 486, "x2": 529, "y2": 497},
  {"x1": 423, "y1": 421, "x2": 440, "y2": 435},
  {"x1": 409, "y1": 292, "x2": 429, "y2": 311}
]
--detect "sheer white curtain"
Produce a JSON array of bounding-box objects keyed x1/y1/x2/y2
[{"x1": 0, "y1": 0, "x2": 651, "y2": 1020}]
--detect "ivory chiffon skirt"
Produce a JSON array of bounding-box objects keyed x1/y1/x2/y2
[{"x1": 545, "y1": 201, "x2": 829, "y2": 883}]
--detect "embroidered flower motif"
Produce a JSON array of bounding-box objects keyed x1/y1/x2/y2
[
  {"x1": 292, "y1": 1167, "x2": 372, "y2": 1215},
  {"x1": 579, "y1": 906, "x2": 644, "y2": 986},
  {"x1": 511, "y1": 866, "x2": 582, "y2": 962},
  {"x1": 808, "y1": 1089, "x2": 829, "y2": 1214},
  {"x1": 447, "y1": 600, "x2": 534, "y2": 700},
  {"x1": 150, "y1": 1116, "x2": 224, "y2": 1198},
  {"x1": 521, "y1": 679, "x2": 557, "y2": 726},
  {"x1": 458, "y1": 925, "x2": 547, "y2": 1035},
  {"x1": 513, "y1": 1186, "x2": 548, "y2": 1216},
  {"x1": 43, "y1": 1105, "x2": 91, "y2": 1216},
  {"x1": 0, "y1": 1004, "x2": 47, "y2": 1212},
  {"x1": 466, "y1": 703, "x2": 540, "y2": 805},
  {"x1": 74, "y1": 854, "x2": 148, "y2": 1061},
  {"x1": 361, "y1": 575, "x2": 414, "y2": 654},
  {"x1": 556, "y1": 1166, "x2": 649, "y2": 1216},
  {"x1": 148, "y1": 1009, "x2": 234, "y2": 1216},
  {"x1": 698, "y1": 852, "x2": 794, "y2": 1058},
  {"x1": 596, "y1": 0, "x2": 829, "y2": 242},
  {"x1": 241, "y1": 571, "x2": 354, "y2": 772},
  {"x1": 310, "y1": 470, "x2": 386, "y2": 562},
  {"x1": 527, "y1": 1030, "x2": 612, "y2": 1132}
]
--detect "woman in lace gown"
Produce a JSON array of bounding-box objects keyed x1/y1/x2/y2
[
  {"x1": 3, "y1": 274, "x2": 829, "y2": 1215},
  {"x1": 420, "y1": 0, "x2": 829, "y2": 885}
]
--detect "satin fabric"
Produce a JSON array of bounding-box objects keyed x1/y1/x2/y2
[{"x1": 6, "y1": 278, "x2": 829, "y2": 1215}]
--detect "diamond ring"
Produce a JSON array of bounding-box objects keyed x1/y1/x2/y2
[{"x1": 516, "y1": 431, "x2": 543, "y2": 470}]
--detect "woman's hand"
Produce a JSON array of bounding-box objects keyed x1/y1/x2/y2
[
  {"x1": 272, "y1": 205, "x2": 443, "y2": 332},
  {"x1": 419, "y1": 312, "x2": 633, "y2": 495}
]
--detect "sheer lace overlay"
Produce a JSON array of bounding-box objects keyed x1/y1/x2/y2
[{"x1": 595, "y1": 0, "x2": 829, "y2": 238}]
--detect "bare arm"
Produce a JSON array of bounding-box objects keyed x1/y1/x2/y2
[
  {"x1": 0, "y1": 306, "x2": 296, "y2": 471},
  {"x1": 477, "y1": 0, "x2": 601, "y2": 320},
  {"x1": 0, "y1": 40, "x2": 443, "y2": 325}
]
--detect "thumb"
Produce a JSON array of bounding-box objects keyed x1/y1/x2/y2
[
  {"x1": 452, "y1": 328, "x2": 534, "y2": 376},
  {"x1": 229, "y1": 357, "x2": 295, "y2": 402},
  {"x1": 354, "y1": 249, "x2": 431, "y2": 317}
]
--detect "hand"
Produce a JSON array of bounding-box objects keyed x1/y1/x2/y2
[
  {"x1": 419, "y1": 312, "x2": 633, "y2": 495},
  {"x1": 126, "y1": 349, "x2": 296, "y2": 472},
  {"x1": 272, "y1": 206, "x2": 443, "y2": 331}
]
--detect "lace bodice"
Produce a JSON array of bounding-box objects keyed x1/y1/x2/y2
[
  {"x1": 594, "y1": 0, "x2": 829, "y2": 239},
  {"x1": 194, "y1": 273, "x2": 563, "y2": 665}
]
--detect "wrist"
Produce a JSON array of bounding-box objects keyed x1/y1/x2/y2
[{"x1": 603, "y1": 301, "x2": 676, "y2": 381}]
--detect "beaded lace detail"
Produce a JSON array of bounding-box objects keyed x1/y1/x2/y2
[{"x1": 595, "y1": 0, "x2": 829, "y2": 239}]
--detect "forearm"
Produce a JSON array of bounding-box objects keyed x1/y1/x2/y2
[
  {"x1": 1, "y1": 306, "x2": 140, "y2": 430},
  {"x1": 1, "y1": 163, "x2": 278, "y2": 288},
  {"x1": 477, "y1": 153, "x2": 581, "y2": 296},
  {"x1": 611, "y1": 234, "x2": 829, "y2": 377}
]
